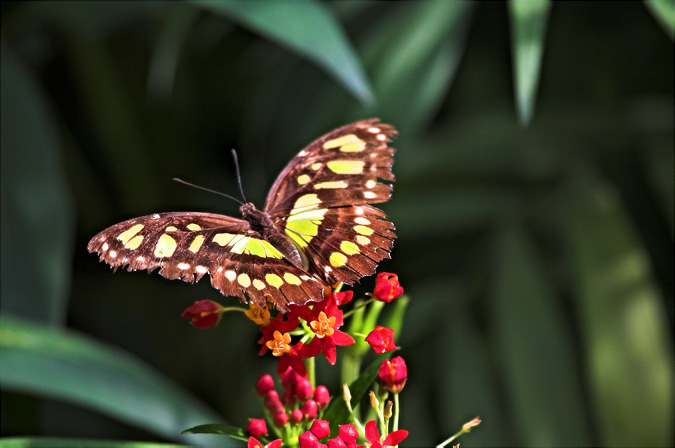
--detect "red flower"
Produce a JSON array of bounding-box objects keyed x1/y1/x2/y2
[
  {"x1": 309, "y1": 419, "x2": 331, "y2": 439},
  {"x1": 365, "y1": 326, "x2": 397, "y2": 353},
  {"x1": 247, "y1": 418, "x2": 268, "y2": 438},
  {"x1": 181, "y1": 300, "x2": 224, "y2": 328},
  {"x1": 373, "y1": 273, "x2": 404, "y2": 302},
  {"x1": 248, "y1": 437, "x2": 282, "y2": 448},
  {"x1": 313, "y1": 385, "x2": 331, "y2": 409},
  {"x1": 364, "y1": 420, "x2": 408, "y2": 448},
  {"x1": 338, "y1": 423, "x2": 359, "y2": 444},
  {"x1": 378, "y1": 356, "x2": 407, "y2": 393}
]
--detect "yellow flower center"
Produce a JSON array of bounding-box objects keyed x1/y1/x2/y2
[
  {"x1": 245, "y1": 302, "x2": 271, "y2": 326},
  {"x1": 310, "y1": 311, "x2": 336, "y2": 338},
  {"x1": 266, "y1": 330, "x2": 292, "y2": 356}
]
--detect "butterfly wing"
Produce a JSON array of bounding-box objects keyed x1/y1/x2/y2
[
  {"x1": 263, "y1": 119, "x2": 397, "y2": 286},
  {"x1": 87, "y1": 212, "x2": 323, "y2": 311}
]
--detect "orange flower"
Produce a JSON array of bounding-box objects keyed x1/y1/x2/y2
[{"x1": 266, "y1": 331, "x2": 292, "y2": 356}]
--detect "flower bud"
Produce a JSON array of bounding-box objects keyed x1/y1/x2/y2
[
  {"x1": 181, "y1": 300, "x2": 224, "y2": 328},
  {"x1": 298, "y1": 430, "x2": 318, "y2": 448},
  {"x1": 338, "y1": 423, "x2": 359, "y2": 444},
  {"x1": 255, "y1": 374, "x2": 275, "y2": 396},
  {"x1": 247, "y1": 418, "x2": 268, "y2": 438},
  {"x1": 290, "y1": 409, "x2": 304, "y2": 425},
  {"x1": 273, "y1": 411, "x2": 288, "y2": 427},
  {"x1": 373, "y1": 273, "x2": 404, "y2": 302},
  {"x1": 327, "y1": 437, "x2": 346, "y2": 448},
  {"x1": 313, "y1": 385, "x2": 331, "y2": 409},
  {"x1": 365, "y1": 326, "x2": 397, "y2": 354},
  {"x1": 378, "y1": 356, "x2": 407, "y2": 393},
  {"x1": 301, "y1": 399, "x2": 318, "y2": 420},
  {"x1": 310, "y1": 419, "x2": 330, "y2": 439},
  {"x1": 264, "y1": 390, "x2": 284, "y2": 414},
  {"x1": 295, "y1": 377, "x2": 314, "y2": 401}
]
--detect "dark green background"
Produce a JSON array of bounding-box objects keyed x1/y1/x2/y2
[{"x1": 1, "y1": 1, "x2": 673, "y2": 447}]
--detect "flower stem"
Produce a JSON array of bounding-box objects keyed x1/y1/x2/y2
[
  {"x1": 393, "y1": 392, "x2": 400, "y2": 432},
  {"x1": 305, "y1": 356, "x2": 316, "y2": 388}
]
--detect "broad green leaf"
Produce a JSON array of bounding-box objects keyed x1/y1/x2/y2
[
  {"x1": 490, "y1": 221, "x2": 591, "y2": 446},
  {"x1": 182, "y1": 424, "x2": 247, "y2": 442},
  {"x1": 0, "y1": 439, "x2": 193, "y2": 448},
  {"x1": 0, "y1": 44, "x2": 74, "y2": 325},
  {"x1": 364, "y1": 0, "x2": 473, "y2": 137},
  {"x1": 0, "y1": 316, "x2": 223, "y2": 445},
  {"x1": 192, "y1": 0, "x2": 373, "y2": 104},
  {"x1": 565, "y1": 169, "x2": 674, "y2": 447},
  {"x1": 509, "y1": 0, "x2": 551, "y2": 125},
  {"x1": 645, "y1": 0, "x2": 675, "y2": 40}
]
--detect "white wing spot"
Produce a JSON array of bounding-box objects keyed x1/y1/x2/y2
[
  {"x1": 196, "y1": 266, "x2": 208, "y2": 274},
  {"x1": 368, "y1": 127, "x2": 380, "y2": 133},
  {"x1": 376, "y1": 134, "x2": 387, "y2": 141},
  {"x1": 364, "y1": 191, "x2": 376, "y2": 199},
  {"x1": 365, "y1": 180, "x2": 376, "y2": 189},
  {"x1": 324, "y1": 266, "x2": 332, "y2": 273},
  {"x1": 102, "y1": 242, "x2": 109, "y2": 251},
  {"x1": 136, "y1": 256, "x2": 145, "y2": 263},
  {"x1": 109, "y1": 250, "x2": 117, "y2": 258},
  {"x1": 354, "y1": 207, "x2": 365, "y2": 215},
  {"x1": 225, "y1": 270, "x2": 236, "y2": 281},
  {"x1": 177, "y1": 262, "x2": 190, "y2": 270},
  {"x1": 152, "y1": 214, "x2": 160, "y2": 219},
  {"x1": 355, "y1": 217, "x2": 371, "y2": 225},
  {"x1": 217, "y1": 267, "x2": 223, "y2": 272}
]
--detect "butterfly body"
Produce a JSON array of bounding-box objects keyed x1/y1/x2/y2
[{"x1": 88, "y1": 119, "x2": 397, "y2": 311}]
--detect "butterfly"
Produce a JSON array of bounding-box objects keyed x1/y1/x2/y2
[{"x1": 88, "y1": 119, "x2": 397, "y2": 312}]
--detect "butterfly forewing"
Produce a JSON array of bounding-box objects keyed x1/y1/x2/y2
[{"x1": 87, "y1": 212, "x2": 324, "y2": 310}]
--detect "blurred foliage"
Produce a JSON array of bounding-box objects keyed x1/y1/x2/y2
[{"x1": 1, "y1": 1, "x2": 673, "y2": 447}]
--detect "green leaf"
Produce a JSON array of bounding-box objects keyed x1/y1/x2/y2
[
  {"x1": 0, "y1": 316, "x2": 223, "y2": 445},
  {"x1": 564, "y1": 169, "x2": 674, "y2": 447},
  {"x1": 0, "y1": 439, "x2": 194, "y2": 448},
  {"x1": 0, "y1": 44, "x2": 75, "y2": 325},
  {"x1": 182, "y1": 424, "x2": 247, "y2": 441},
  {"x1": 509, "y1": 0, "x2": 551, "y2": 125},
  {"x1": 645, "y1": 0, "x2": 675, "y2": 40},
  {"x1": 191, "y1": 0, "x2": 373, "y2": 104},
  {"x1": 490, "y1": 221, "x2": 591, "y2": 446}
]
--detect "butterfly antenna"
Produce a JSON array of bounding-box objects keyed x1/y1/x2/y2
[
  {"x1": 231, "y1": 149, "x2": 248, "y2": 203},
  {"x1": 172, "y1": 178, "x2": 243, "y2": 205}
]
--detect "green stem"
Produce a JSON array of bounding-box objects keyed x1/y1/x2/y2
[
  {"x1": 393, "y1": 392, "x2": 400, "y2": 432},
  {"x1": 305, "y1": 356, "x2": 316, "y2": 388}
]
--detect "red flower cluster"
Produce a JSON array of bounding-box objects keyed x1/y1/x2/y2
[
  {"x1": 257, "y1": 291, "x2": 356, "y2": 375},
  {"x1": 255, "y1": 369, "x2": 331, "y2": 431},
  {"x1": 297, "y1": 419, "x2": 408, "y2": 448}
]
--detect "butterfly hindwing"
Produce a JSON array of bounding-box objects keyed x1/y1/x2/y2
[{"x1": 265, "y1": 119, "x2": 397, "y2": 287}]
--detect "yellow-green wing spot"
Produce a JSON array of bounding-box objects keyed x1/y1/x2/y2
[
  {"x1": 231, "y1": 237, "x2": 284, "y2": 259},
  {"x1": 314, "y1": 181, "x2": 348, "y2": 189},
  {"x1": 266, "y1": 273, "x2": 284, "y2": 288},
  {"x1": 293, "y1": 194, "x2": 322, "y2": 211},
  {"x1": 154, "y1": 234, "x2": 177, "y2": 258},
  {"x1": 253, "y1": 279, "x2": 266, "y2": 290},
  {"x1": 188, "y1": 235, "x2": 205, "y2": 253},
  {"x1": 237, "y1": 273, "x2": 251, "y2": 288},
  {"x1": 323, "y1": 134, "x2": 366, "y2": 152},
  {"x1": 327, "y1": 160, "x2": 365, "y2": 175},
  {"x1": 285, "y1": 208, "x2": 328, "y2": 247},
  {"x1": 213, "y1": 233, "x2": 237, "y2": 246},
  {"x1": 283, "y1": 273, "x2": 302, "y2": 285},
  {"x1": 187, "y1": 223, "x2": 201, "y2": 231},
  {"x1": 354, "y1": 225, "x2": 374, "y2": 236},
  {"x1": 311, "y1": 162, "x2": 322, "y2": 170},
  {"x1": 356, "y1": 235, "x2": 370, "y2": 246},
  {"x1": 340, "y1": 241, "x2": 360, "y2": 255},
  {"x1": 124, "y1": 235, "x2": 144, "y2": 250},
  {"x1": 117, "y1": 224, "x2": 144, "y2": 245},
  {"x1": 297, "y1": 174, "x2": 311, "y2": 185},
  {"x1": 329, "y1": 252, "x2": 348, "y2": 267},
  {"x1": 165, "y1": 226, "x2": 178, "y2": 232}
]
